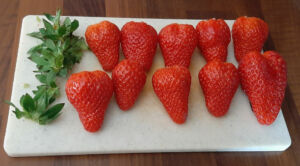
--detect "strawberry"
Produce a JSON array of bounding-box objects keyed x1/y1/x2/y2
[
  {"x1": 199, "y1": 60, "x2": 240, "y2": 117},
  {"x1": 112, "y1": 59, "x2": 146, "y2": 111},
  {"x1": 232, "y1": 16, "x2": 269, "y2": 63},
  {"x1": 238, "y1": 51, "x2": 287, "y2": 125},
  {"x1": 65, "y1": 71, "x2": 113, "y2": 132},
  {"x1": 121, "y1": 21, "x2": 158, "y2": 72},
  {"x1": 158, "y1": 23, "x2": 198, "y2": 68},
  {"x1": 152, "y1": 66, "x2": 191, "y2": 124},
  {"x1": 196, "y1": 19, "x2": 231, "y2": 62},
  {"x1": 85, "y1": 21, "x2": 120, "y2": 71}
]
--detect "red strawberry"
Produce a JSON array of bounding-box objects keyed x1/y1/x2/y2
[
  {"x1": 121, "y1": 21, "x2": 158, "y2": 72},
  {"x1": 158, "y1": 23, "x2": 197, "y2": 68},
  {"x1": 238, "y1": 51, "x2": 287, "y2": 125},
  {"x1": 196, "y1": 19, "x2": 231, "y2": 62},
  {"x1": 65, "y1": 71, "x2": 113, "y2": 132},
  {"x1": 232, "y1": 16, "x2": 269, "y2": 63},
  {"x1": 199, "y1": 60, "x2": 240, "y2": 117},
  {"x1": 85, "y1": 21, "x2": 120, "y2": 71},
  {"x1": 152, "y1": 66, "x2": 191, "y2": 124},
  {"x1": 112, "y1": 59, "x2": 146, "y2": 111}
]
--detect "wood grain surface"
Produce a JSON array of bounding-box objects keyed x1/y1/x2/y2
[{"x1": 0, "y1": 0, "x2": 299, "y2": 165}]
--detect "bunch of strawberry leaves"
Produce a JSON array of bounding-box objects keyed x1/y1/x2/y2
[{"x1": 6, "y1": 9, "x2": 88, "y2": 124}]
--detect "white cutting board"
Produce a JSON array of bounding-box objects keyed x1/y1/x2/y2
[{"x1": 4, "y1": 16, "x2": 291, "y2": 157}]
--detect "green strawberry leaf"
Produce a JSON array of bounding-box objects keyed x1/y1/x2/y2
[
  {"x1": 53, "y1": 9, "x2": 61, "y2": 29},
  {"x1": 27, "y1": 32, "x2": 44, "y2": 40},
  {"x1": 58, "y1": 68, "x2": 68, "y2": 77},
  {"x1": 58, "y1": 25, "x2": 66, "y2": 37},
  {"x1": 5, "y1": 101, "x2": 26, "y2": 119},
  {"x1": 29, "y1": 53, "x2": 49, "y2": 66},
  {"x1": 43, "y1": 19, "x2": 54, "y2": 34},
  {"x1": 44, "y1": 39, "x2": 56, "y2": 52},
  {"x1": 39, "y1": 103, "x2": 64, "y2": 124},
  {"x1": 35, "y1": 74, "x2": 47, "y2": 84},
  {"x1": 6, "y1": 9, "x2": 88, "y2": 125},
  {"x1": 20, "y1": 93, "x2": 36, "y2": 113},
  {"x1": 28, "y1": 44, "x2": 43, "y2": 54},
  {"x1": 46, "y1": 71, "x2": 56, "y2": 85},
  {"x1": 44, "y1": 13, "x2": 54, "y2": 22},
  {"x1": 70, "y1": 20, "x2": 79, "y2": 32},
  {"x1": 63, "y1": 17, "x2": 71, "y2": 30}
]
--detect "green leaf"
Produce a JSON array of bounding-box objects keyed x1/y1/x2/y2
[
  {"x1": 62, "y1": 38, "x2": 70, "y2": 50},
  {"x1": 13, "y1": 109, "x2": 27, "y2": 119},
  {"x1": 58, "y1": 25, "x2": 66, "y2": 36},
  {"x1": 5, "y1": 101, "x2": 25, "y2": 119},
  {"x1": 39, "y1": 28, "x2": 46, "y2": 36},
  {"x1": 33, "y1": 86, "x2": 46, "y2": 100},
  {"x1": 27, "y1": 32, "x2": 44, "y2": 40},
  {"x1": 78, "y1": 38, "x2": 89, "y2": 50},
  {"x1": 35, "y1": 92, "x2": 47, "y2": 113},
  {"x1": 45, "y1": 39, "x2": 56, "y2": 51},
  {"x1": 39, "y1": 64, "x2": 51, "y2": 72},
  {"x1": 73, "y1": 52, "x2": 83, "y2": 62},
  {"x1": 36, "y1": 74, "x2": 47, "y2": 84},
  {"x1": 70, "y1": 37, "x2": 88, "y2": 51},
  {"x1": 39, "y1": 103, "x2": 64, "y2": 124},
  {"x1": 53, "y1": 9, "x2": 61, "y2": 29},
  {"x1": 49, "y1": 81, "x2": 57, "y2": 88},
  {"x1": 20, "y1": 93, "x2": 36, "y2": 112},
  {"x1": 28, "y1": 44, "x2": 43, "y2": 54},
  {"x1": 29, "y1": 53, "x2": 49, "y2": 66},
  {"x1": 43, "y1": 19, "x2": 54, "y2": 33},
  {"x1": 55, "y1": 54, "x2": 64, "y2": 69},
  {"x1": 46, "y1": 87, "x2": 59, "y2": 104},
  {"x1": 44, "y1": 13, "x2": 54, "y2": 22},
  {"x1": 7, "y1": 9, "x2": 87, "y2": 125},
  {"x1": 63, "y1": 17, "x2": 71, "y2": 27},
  {"x1": 58, "y1": 68, "x2": 67, "y2": 77},
  {"x1": 41, "y1": 48, "x2": 53, "y2": 60},
  {"x1": 70, "y1": 20, "x2": 79, "y2": 32},
  {"x1": 46, "y1": 71, "x2": 56, "y2": 85},
  {"x1": 56, "y1": 40, "x2": 62, "y2": 50}
]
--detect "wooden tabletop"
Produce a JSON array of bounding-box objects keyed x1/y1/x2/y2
[{"x1": 1, "y1": 0, "x2": 300, "y2": 165}]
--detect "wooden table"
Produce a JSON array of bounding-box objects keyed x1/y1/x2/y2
[{"x1": 0, "y1": 0, "x2": 299, "y2": 165}]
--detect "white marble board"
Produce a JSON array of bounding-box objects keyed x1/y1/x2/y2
[{"x1": 3, "y1": 16, "x2": 291, "y2": 157}]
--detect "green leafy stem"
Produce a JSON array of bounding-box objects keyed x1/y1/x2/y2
[{"x1": 6, "y1": 9, "x2": 88, "y2": 124}]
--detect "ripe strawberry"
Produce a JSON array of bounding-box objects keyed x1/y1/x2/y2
[
  {"x1": 121, "y1": 21, "x2": 158, "y2": 72},
  {"x1": 232, "y1": 16, "x2": 269, "y2": 63},
  {"x1": 158, "y1": 23, "x2": 197, "y2": 68},
  {"x1": 85, "y1": 21, "x2": 120, "y2": 71},
  {"x1": 199, "y1": 60, "x2": 240, "y2": 117},
  {"x1": 112, "y1": 59, "x2": 146, "y2": 111},
  {"x1": 152, "y1": 66, "x2": 191, "y2": 124},
  {"x1": 65, "y1": 71, "x2": 113, "y2": 132},
  {"x1": 238, "y1": 51, "x2": 287, "y2": 125},
  {"x1": 196, "y1": 19, "x2": 231, "y2": 62}
]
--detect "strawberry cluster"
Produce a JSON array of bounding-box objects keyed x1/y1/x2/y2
[{"x1": 66, "y1": 17, "x2": 287, "y2": 132}]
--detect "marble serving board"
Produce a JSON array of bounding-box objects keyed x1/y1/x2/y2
[{"x1": 4, "y1": 16, "x2": 291, "y2": 157}]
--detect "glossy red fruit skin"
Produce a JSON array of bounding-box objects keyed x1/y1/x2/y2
[
  {"x1": 65, "y1": 71, "x2": 113, "y2": 132},
  {"x1": 158, "y1": 23, "x2": 198, "y2": 68},
  {"x1": 152, "y1": 66, "x2": 191, "y2": 124},
  {"x1": 196, "y1": 19, "x2": 231, "y2": 62},
  {"x1": 199, "y1": 60, "x2": 240, "y2": 117},
  {"x1": 85, "y1": 21, "x2": 121, "y2": 71},
  {"x1": 112, "y1": 59, "x2": 146, "y2": 111},
  {"x1": 121, "y1": 21, "x2": 158, "y2": 72},
  {"x1": 232, "y1": 16, "x2": 269, "y2": 63},
  {"x1": 238, "y1": 51, "x2": 287, "y2": 125}
]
